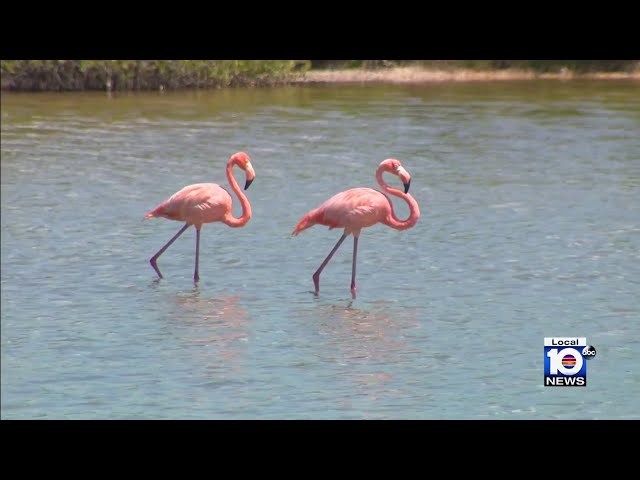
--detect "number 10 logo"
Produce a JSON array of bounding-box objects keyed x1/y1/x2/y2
[{"x1": 547, "y1": 348, "x2": 584, "y2": 375}]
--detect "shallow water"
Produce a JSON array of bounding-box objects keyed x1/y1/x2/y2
[{"x1": 2, "y1": 81, "x2": 639, "y2": 419}]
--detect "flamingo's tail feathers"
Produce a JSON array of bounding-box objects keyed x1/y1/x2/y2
[{"x1": 292, "y1": 209, "x2": 321, "y2": 236}]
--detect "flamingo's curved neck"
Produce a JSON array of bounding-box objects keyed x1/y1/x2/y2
[
  {"x1": 224, "y1": 159, "x2": 252, "y2": 228},
  {"x1": 376, "y1": 167, "x2": 420, "y2": 231}
]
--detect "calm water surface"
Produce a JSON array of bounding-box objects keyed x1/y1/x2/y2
[{"x1": 2, "y1": 81, "x2": 639, "y2": 419}]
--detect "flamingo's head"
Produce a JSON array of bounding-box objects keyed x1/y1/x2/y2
[
  {"x1": 231, "y1": 151, "x2": 256, "y2": 190},
  {"x1": 379, "y1": 158, "x2": 412, "y2": 193}
]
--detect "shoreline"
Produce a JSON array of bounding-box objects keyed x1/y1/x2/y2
[
  {"x1": 2, "y1": 64, "x2": 639, "y2": 92},
  {"x1": 294, "y1": 67, "x2": 640, "y2": 84}
]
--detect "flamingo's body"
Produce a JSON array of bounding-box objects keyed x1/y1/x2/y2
[
  {"x1": 292, "y1": 158, "x2": 420, "y2": 299},
  {"x1": 146, "y1": 183, "x2": 230, "y2": 224},
  {"x1": 144, "y1": 151, "x2": 255, "y2": 282}
]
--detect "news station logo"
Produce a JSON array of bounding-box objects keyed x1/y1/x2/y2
[{"x1": 544, "y1": 337, "x2": 596, "y2": 386}]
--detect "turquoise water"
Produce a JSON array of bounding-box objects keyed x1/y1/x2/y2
[{"x1": 2, "y1": 81, "x2": 639, "y2": 419}]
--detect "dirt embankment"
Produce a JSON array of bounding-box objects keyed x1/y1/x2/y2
[{"x1": 294, "y1": 67, "x2": 640, "y2": 84}]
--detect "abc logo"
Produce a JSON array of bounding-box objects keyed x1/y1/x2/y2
[
  {"x1": 547, "y1": 348, "x2": 584, "y2": 375},
  {"x1": 582, "y1": 345, "x2": 597, "y2": 359}
]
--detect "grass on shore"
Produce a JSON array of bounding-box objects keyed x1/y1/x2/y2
[{"x1": 0, "y1": 60, "x2": 310, "y2": 91}]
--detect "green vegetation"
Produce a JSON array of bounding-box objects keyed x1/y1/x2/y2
[
  {"x1": 1, "y1": 60, "x2": 310, "y2": 91},
  {"x1": 1, "y1": 60, "x2": 637, "y2": 91}
]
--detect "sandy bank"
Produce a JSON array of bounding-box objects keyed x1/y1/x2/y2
[{"x1": 294, "y1": 67, "x2": 640, "y2": 84}]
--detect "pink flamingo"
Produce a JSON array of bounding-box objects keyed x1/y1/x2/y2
[
  {"x1": 292, "y1": 158, "x2": 420, "y2": 299},
  {"x1": 144, "y1": 151, "x2": 255, "y2": 282}
]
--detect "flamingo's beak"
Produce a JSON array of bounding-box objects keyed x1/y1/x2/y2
[
  {"x1": 396, "y1": 165, "x2": 411, "y2": 193},
  {"x1": 244, "y1": 163, "x2": 256, "y2": 190}
]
